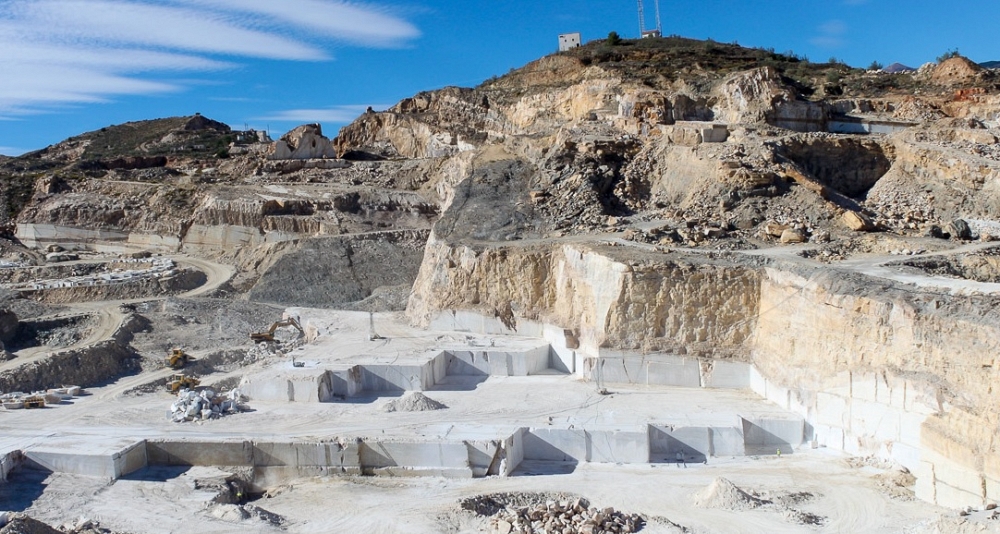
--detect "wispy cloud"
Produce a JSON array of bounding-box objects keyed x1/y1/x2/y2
[
  {"x1": 810, "y1": 20, "x2": 847, "y2": 49},
  {"x1": 257, "y1": 105, "x2": 389, "y2": 124},
  {"x1": 0, "y1": 0, "x2": 419, "y2": 115},
  {"x1": 0, "y1": 146, "x2": 29, "y2": 156}
]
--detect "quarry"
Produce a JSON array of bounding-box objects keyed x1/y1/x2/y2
[{"x1": 2, "y1": 37, "x2": 1000, "y2": 533}]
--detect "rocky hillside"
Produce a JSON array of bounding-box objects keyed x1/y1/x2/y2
[{"x1": 4, "y1": 35, "x2": 1000, "y2": 508}]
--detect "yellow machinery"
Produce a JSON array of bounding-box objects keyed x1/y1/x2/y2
[
  {"x1": 23, "y1": 395, "x2": 46, "y2": 408},
  {"x1": 250, "y1": 317, "x2": 304, "y2": 343},
  {"x1": 165, "y1": 348, "x2": 189, "y2": 369},
  {"x1": 166, "y1": 373, "x2": 200, "y2": 393}
]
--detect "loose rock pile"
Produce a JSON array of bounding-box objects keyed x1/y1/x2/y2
[
  {"x1": 57, "y1": 517, "x2": 128, "y2": 534},
  {"x1": 0, "y1": 514, "x2": 129, "y2": 534},
  {"x1": 380, "y1": 392, "x2": 447, "y2": 412},
  {"x1": 463, "y1": 494, "x2": 645, "y2": 534},
  {"x1": 693, "y1": 477, "x2": 769, "y2": 510},
  {"x1": 168, "y1": 388, "x2": 247, "y2": 423}
]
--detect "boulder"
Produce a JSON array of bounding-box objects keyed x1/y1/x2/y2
[
  {"x1": 779, "y1": 229, "x2": 807, "y2": 244},
  {"x1": 841, "y1": 211, "x2": 874, "y2": 232},
  {"x1": 923, "y1": 224, "x2": 948, "y2": 239},
  {"x1": 764, "y1": 221, "x2": 788, "y2": 237},
  {"x1": 948, "y1": 218, "x2": 973, "y2": 240}
]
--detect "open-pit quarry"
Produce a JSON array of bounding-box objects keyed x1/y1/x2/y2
[{"x1": 3, "y1": 38, "x2": 1000, "y2": 533}]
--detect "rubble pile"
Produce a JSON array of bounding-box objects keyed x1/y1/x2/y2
[
  {"x1": 693, "y1": 477, "x2": 770, "y2": 510},
  {"x1": 0, "y1": 513, "x2": 60, "y2": 534},
  {"x1": 463, "y1": 494, "x2": 645, "y2": 534},
  {"x1": 381, "y1": 392, "x2": 447, "y2": 412},
  {"x1": 168, "y1": 387, "x2": 247, "y2": 423},
  {"x1": 57, "y1": 517, "x2": 129, "y2": 534},
  {"x1": 246, "y1": 336, "x2": 305, "y2": 363},
  {"x1": 206, "y1": 503, "x2": 284, "y2": 526}
]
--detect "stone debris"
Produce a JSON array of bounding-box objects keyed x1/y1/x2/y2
[
  {"x1": 57, "y1": 516, "x2": 128, "y2": 534},
  {"x1": 0, "y1": 514, "x2": 60, "y2": 534},
  {"x1": 169, "y1": 387, "x2": 247, "y2": 423},
  {"x1": 462, "y1": 494, "x2": 645, "y2": 534},
  {"x1": 381, "y1": 391, "x2": 447, "y2": 413},
  {"x1": 693, "y1": 477, "x2": 770, "y2": 510},
  {"x1": 0, "y1": 514, "x2": 124, "y2": 534},
  {"x1": 206, "y1": 503, "x2": 284, "y2": 526}
]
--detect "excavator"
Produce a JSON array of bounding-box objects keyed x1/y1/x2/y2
[
  {"x1": 250, "y1": 317, "x2": 304, "y2": 343},
  {"x1": 165, "y1": 348, "x2": 189, "y2": 369}
]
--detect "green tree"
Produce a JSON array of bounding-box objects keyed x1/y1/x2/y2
[
  {"x1": 606, "y1": 31, "x2": 622, "y2": 46},
  {"x1": 868, "y1": 61, "x2": 884, "y2": 71}
]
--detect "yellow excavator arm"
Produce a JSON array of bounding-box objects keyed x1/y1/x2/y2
[{"x1": 250, "y1": 317, "x2": 304, "y2": 343}]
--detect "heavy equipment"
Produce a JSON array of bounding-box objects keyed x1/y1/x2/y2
[
  {"x1": 250, "y1": 317, "x2": 304, "y2": 343},
  {"x1": 165, "y1": 348, "x2": 189, "y2": 369},
  {"x1": 166, "y1": 373, "x2": 200, "y2": 393},
  {"x1": 22, "y1": 395, "x2": 45, "y2": 408}
]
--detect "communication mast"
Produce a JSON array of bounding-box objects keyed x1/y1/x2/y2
[
  {"x1": 637, "y1": 0, "x2": 646, "y2": 37},
  {"x1": 637, "y1": 0, "x2": 662, "y2": 38}
]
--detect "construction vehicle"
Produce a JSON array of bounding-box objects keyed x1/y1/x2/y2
[
  {"x1": 166, "y1": 373, "x2": 200, "y2": 393},
  {"x1": 22, "y1": 395, "x2": 45, "y2": 408},
  {"x1": 165, "y1": 348, "x2": 189, "y2": 369},
  {"x1": 250, "y1": 317, "x2": 304, "y2": 343}
]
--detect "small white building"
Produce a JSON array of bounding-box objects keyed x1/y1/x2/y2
[{"x1": 558, "y1": 32, "x2": 582, "y2": 52}]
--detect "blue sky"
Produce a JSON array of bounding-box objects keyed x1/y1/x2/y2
[{"x1": 1, "y1": 0, "x2": 997, "y2": 156}]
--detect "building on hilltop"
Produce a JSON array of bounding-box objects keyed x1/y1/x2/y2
[{"x1": 558, "y1": 32, "x2": 581, "y2": 52}]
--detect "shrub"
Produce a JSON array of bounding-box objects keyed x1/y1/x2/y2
[
  {"x1": 937, "y1": 49, "x2": 961, "y2": 63},
  {"x1": 606, "y1": 31, "x2": 622, "y2": 46},
  {"x1": 868, "y1": 61, "x2": 884, "y2": 71}
]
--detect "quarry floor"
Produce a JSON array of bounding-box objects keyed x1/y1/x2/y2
[
  {"x1": 4, "y1": 240, "x2": 999, "y2": 532},
  {"x1": 0, "y1": 372, "x2": 965, "y2": 534},
  {"x1": 0, "y1": 309, "x2": 978, "y2": 534}
]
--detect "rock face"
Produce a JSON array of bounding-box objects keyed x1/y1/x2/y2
[
  {"x1": 247, "y1": 230, "x2": 429, "y2": 309},
  {"x1": 408, "y1": 238, "x2": 760, "y2": 356},
  {"x1": 0, "y1": 309, "x2": 18, "y2": 345},
  {"x1": 269, "y1": 124, "x2": 338, "y2": 160}
]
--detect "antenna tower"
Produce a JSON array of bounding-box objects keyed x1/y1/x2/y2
[
  {"x1": 637, "y1": 0, "x2": 662, "y2": 37},
  {"x1": 637, "y1": 0, "x2": 645, "y2": 37},
  {"x1": 654, "y1": 0, "x2": 662, "y2": 34}
]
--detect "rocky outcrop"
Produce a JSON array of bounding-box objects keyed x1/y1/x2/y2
[
  {"x1": 713, "y1": 67, "x2": 827, "y2": 131},
  {"x1": 751, "y1": 267, "x2": 1000, "y2": 507},
  {"x1": 335, "y1": 88, "x2": 495, "y2": 159},
  {"x1": 248, "y1": 229, "x2": 430, "y2": 309},
  {"x1": 0, "y1": 333, "x2": 142, "y2": 394},
  {"x1": 408, "y1": 237, "x2": 760, "y2": 356},
  {"x1": 931, "y1": 57, "x2": 986, "y2": 86},
  {"x1": 269, "y1": 124, "x2": 337, "y2": 160}
]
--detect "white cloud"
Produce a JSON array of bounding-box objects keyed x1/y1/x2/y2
[
  {"x1": 810, "y1": 19, "x2": 847, "y2": 49},
  {"x1": 0, "y1": 146, "x2": 29, "y2": 156},
  {"x1": 179, "y1": 0, "x2": 420, "y2": 48},
  {"x1": 257, "y1": 105, "x2": 387, "y2": 124},
  {"x1": 0, "y1": 0, "x2": 419, "y2": 115}
]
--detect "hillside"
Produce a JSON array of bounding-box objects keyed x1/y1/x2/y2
[{"x1": 3, "y1": 36, "x2": 1000, "y2": 516}]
